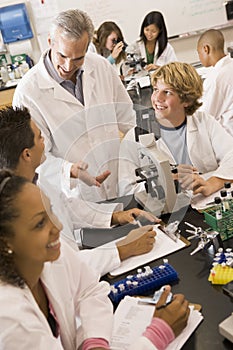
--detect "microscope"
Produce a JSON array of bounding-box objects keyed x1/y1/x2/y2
[
  {"x1": 133, "y1": 132, "x2": 191, "y2": 217},
  {"x1": 122, "y1": 52, "x2": 150, "y2": 97},
  {"x1": 124, "y1": 52, "x2": 147, "y2": 73}
]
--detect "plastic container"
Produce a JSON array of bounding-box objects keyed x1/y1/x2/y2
[{"x1": 203, "y1": 206, "x2": 233, "y2": 241}]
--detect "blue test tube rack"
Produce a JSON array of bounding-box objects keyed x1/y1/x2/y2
[{"x1": 109, "y1": 262, "x2": 179, "y2": 305}]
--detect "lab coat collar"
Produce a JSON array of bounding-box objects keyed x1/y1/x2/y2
[
  {"x1": 36, "y1": 50, "x2": 84, "y2": 105},
  {"x1": 40, "y1": 252, "x2": 76, "y2": 348},
  {"x1": 82, "y1": 53, "x2": 96, "y2": 106},
  {"x1": 185, "y1": 113, "x2": 200, "y2": 164},
  {"x1": 186, "y1": 113, "x2": 198, "y2": 132},
  {"x1": 214, "y1": 54, "x2": 232, "y2": 70}
]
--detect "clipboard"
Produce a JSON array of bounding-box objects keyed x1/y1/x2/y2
[
  {"x1": 81, "y1": 222, "x2": 190, "y2": 277},
  {"x1": 81, "y1": 219, "x2": 190, "y2": 249},
  {"x1": 80, "y1": 222, "x2": 138, "y2": 249},
  {"x1": 107, "y1": 225, "x2": 190, "y2": 277}
]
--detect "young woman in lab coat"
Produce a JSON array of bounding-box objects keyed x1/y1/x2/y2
[
  {"x1": 119, "y1": 62, "x2": 233, "y2": 197},
  {"x1": 91, "y1": 21, "x2": 127, "y2": 72},
  {"x1": 0, "y1": 169, "x2": 190, "y2": 349},
  {"x1": 127, "y1": 11, "x2": 177, "y2": 72}
]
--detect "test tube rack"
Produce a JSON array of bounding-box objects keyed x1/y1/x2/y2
[
  {"x1": 208, "y1": 248, "x2": 233, "y2": 285},
  {"x1": 109, "y1": 262, "x2": 179, "y2": 305},
  {"x1": 203, "y1": 206, "x2": 233, "y2": 241}
]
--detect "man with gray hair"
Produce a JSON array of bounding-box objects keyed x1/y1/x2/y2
[{"x1": 13, "y1": 9, "x2": 136, "y2": 205}]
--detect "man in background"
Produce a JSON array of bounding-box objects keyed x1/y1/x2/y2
[{"x1": 197, "y1": 29, "x2": 233, "y2": 136}]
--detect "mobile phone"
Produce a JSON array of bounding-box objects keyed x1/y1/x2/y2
[{"x1": 222, "y1": 281, "x2": 233, "y2": 298}]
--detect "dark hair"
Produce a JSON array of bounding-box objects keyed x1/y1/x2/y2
[
  {"x1": 0, "y1": 169, "x2": 29, "y2": 288},
  {"x1": 0, "y1": 107, "x2": 34, "y2": 170},
  {"x1": 93, "y1": 21, "x2": 126, "y2": 64},
  {"x1": 139, "y1": 11, "x2": 168, "y2": 60}
]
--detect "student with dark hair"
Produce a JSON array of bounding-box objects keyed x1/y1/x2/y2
[
  {"x1": 0, "y1": 168, "x2": 190, "y2": 349},
  {"x1": 127, "y1": 11, "x2": 177, "y2": 71},
  {"x1": 0, "y1": 106, "x2": 159, "y2": 277}
]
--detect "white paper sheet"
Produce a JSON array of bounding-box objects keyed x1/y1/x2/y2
[
  {"x1": 110, "y1": 296, "x2": 203, "y2": 350},
  {"x1": 102, "y1": 226, "x2": 187, "y2": 276},
  {"x1": 191, "y1": 189, "x2": 220, "y2": 211},
  {"x1": 136, "y1": 75, "x2": 151, "y2": 88}
]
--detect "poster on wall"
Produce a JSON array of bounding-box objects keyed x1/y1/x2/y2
[
  {"x1": 28, "y1": 0, "x2": 59, "y2": 52},
  {"x1": 29, "y1": 0, "x2": 59, "y2": 35}
]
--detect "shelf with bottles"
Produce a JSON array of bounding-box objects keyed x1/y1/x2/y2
[{"x1": 0, "y1": 53, "x2": 33, "y2": 89}]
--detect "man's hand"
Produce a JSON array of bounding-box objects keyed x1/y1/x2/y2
[
  {"x1": 95, "y1": 170, "x2": 111, "y2": 184},
  {"x1": 116, "y1": 225, "x2": 156, "y2": 261},
  {"x1": 177, "y1": 164, "x2": 227, "y2": 196},
  {"x1": 111, "y1": 208, "x2": 161, "y2": 226},
  {"x1": 70, "y1": 161, "x2": 111, "y2": 187},
  {"x1": 154, "y1": 285, "x2": 190, "y2": 337}
]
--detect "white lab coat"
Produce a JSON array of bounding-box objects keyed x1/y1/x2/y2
[
  {"x1": 13, "y1": 51, "x2": 136, "y2": 203},
  {"x1": 38, "y1": 177, "x2": 122, "y2": 277},
  {"x1": 200, "y1": 55, "x2": 233, "y2": 137},
  {"x1": 118, "y1": 110, "x2": 233, "y2": 196},
  {"x1": 0, "y1": 239, "x2": 114, "y2": 350},
  {"x1": 0, "y1": 237, "x2": 166, "y2": 350},
  {"x1": 126, "y1": 40, "x2": 177, "y2": 66}
]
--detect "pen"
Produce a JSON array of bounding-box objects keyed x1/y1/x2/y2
[
  {"x1": 158, "y1": 225, "x2": 177, "y2": 242},
  {"x1": 170, "y1": 164, "x2": 202, "y2": 175},
  {"x1": 132, "y1": 214, "x2": 142, "y2": 227}
]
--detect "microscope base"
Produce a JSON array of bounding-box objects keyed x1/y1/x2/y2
[{"x1": 134, "y1": 190, "x2": 191, "y2": 216}]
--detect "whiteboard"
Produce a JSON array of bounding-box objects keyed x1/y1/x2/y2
[{"x1": 60, "y1": 0, "x2": 232, "y2": 43}]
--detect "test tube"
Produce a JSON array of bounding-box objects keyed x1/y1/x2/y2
[
  {"x1": 214, "y1": 196, "x2": 222, "y2": 219},
  {"x1": 224, "y1": 182, "x2": 231, "y2": 195},
  {"x1": 224, "y1": 183, "x2": 232, "y2": 211},
  {"x1": 220, "y1": 190, "x2": 230, "y2": 211},
  {"x1": 224, "y1": 182, "x2": 232, "y2": 206}
]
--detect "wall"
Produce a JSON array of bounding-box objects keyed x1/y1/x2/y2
[
  {"x1": 172, "y1": 27, "x2": 233, "y2": 63},
  {"x1": 1, "y1": 0, "x2": 233, "y2": 64}
]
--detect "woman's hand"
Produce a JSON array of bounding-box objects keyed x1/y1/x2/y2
[
  {"x1": 154, "y1": 286, "x2": 190, "y2": 337},
  {"x1": 112, "y1": 41, "x2": 124, "y2": 59},
  {"x1": 145, "y1": 63, "x2": 159, "y2": 71}
]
